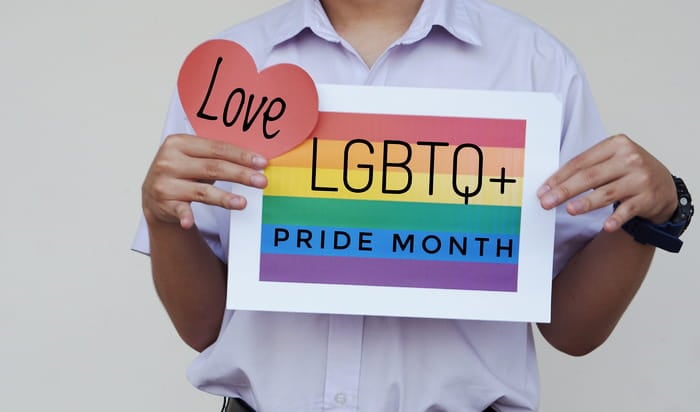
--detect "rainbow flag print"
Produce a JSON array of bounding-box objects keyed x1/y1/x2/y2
[{"x1": 258, "y1": 111, "x2": 526, "y2": 292}]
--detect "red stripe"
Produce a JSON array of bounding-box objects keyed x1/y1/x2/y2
[{"x1": 311, "y1": 111, "x2": 526, "y2": 148}]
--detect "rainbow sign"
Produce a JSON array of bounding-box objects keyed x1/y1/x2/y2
[
  {"x1": 260, "y1": 112, "x2": 524, "y2": 292},
  {"x1": 228, "y1": 84, "x2": 560, "y2": 321}
]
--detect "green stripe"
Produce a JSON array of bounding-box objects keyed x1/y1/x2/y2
[{"x1": 262, "y1": 196, "x2": 521, "y2": 234}]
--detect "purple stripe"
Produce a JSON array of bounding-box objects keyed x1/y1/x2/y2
[{"x1": 259, "y1": 254, "x2": 517, "y2": 292}]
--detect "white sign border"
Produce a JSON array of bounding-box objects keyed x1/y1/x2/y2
[{"x1": 227, "y1": 84, "x2": 561, "y2": 322}]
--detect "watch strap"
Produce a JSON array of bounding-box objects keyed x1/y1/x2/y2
[{"x1": 621, "y1": 216, "x2": 684, "y2": 253}]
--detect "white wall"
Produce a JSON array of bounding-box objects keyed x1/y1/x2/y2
[{"x1": 0, "y1": 1, "x2": 697, "y2": 411}]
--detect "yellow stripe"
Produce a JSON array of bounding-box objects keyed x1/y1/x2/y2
[{"x1": 264, "y1": 166, "x2": 523, "y2": 206}]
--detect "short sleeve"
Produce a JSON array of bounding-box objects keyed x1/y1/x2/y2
[
  {"x1": 551, "y1": 58, "x2": 611, "y2": 276},
  {"x1": 130, "y1": 89, "x2": 231, "y2": 262}
]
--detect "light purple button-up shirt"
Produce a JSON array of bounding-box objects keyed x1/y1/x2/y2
[{"x1": 132, "y1": 1, "x2": 610, "y2": 411}]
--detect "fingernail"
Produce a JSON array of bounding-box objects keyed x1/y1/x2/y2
[
  {"x1": 229, "y1": 197, "x2": 245, "y2": 209},
  {"x1": 250, "y1": 173, "x2": 267, "y2": 188},
  {"x1": 605, "y1": 217, "x2": 620, "y2": 231},
  {"x1": 542, "y1": 192, "x2": 558, "y2": 208},
  {"x1": 252, "y1": 155, "x2": 267, "y2": 169},
  {"x1": 568, "y1": 199, "x2": 585, "y2": 214},
  {"x1": 179, "y1": 217, "x2": 194, "y2": 229},
  {"x1": 537, "y1": 184, "x2": 551, "y2": 197}
]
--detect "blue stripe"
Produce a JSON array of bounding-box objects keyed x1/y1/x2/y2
[{"x1": 261, "y1": 225, "x2": 519, "y2": 264}]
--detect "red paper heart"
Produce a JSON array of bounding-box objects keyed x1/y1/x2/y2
[{"x1": 177, "y1": 39, "x2": 319, "y2": 159}]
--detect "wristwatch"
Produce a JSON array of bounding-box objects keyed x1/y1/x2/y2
[{"x1": 618, "y1": 175, "x2": 694, "y2": 253}]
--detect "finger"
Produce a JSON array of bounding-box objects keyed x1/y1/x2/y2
[
  {"x1": 156, "y1": 136, "x2": 268, "y2": 187},
  {"x1": 538, "y1": 135, "x2": 643, "y2": 209},
  {"x1": 603, "y1": 194, "x2": 644, "y2": 232},
  {"x1": 167, "y1": 157, "x2": 268, "y2": 189},
  {"x1": 175, "y1": 179, "x2": 249, "y2": 210},
  {"x1": 563, "y1": 173, "x2": 638, "y2": 216},
  {"x1": 164, "y1": 134, "x2": 268, "y2": 170},
  {"x1": 539, "y1": 136, "x2": 619, "y2": 194},
  {"x1": 150, "y1": 178, "x2": 248, "y2": 211},
  {"x1": 173, "y1": 202, "x2": 195, "y2": 229},
  {"x1": 539, "y1": 159, "x2": 627, "y2": 210}
]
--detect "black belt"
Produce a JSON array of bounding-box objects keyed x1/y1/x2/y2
[
  {"x1": 224, "y1": 397, "x2": 498, "y2": 411},
  {"x1": 222, "y1": 398, "x2": 255, "y2": 412}
]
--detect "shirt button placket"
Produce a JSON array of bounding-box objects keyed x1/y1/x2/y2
[{"x1": 323, "y1": 315, "x2": 363, "y2": 411}]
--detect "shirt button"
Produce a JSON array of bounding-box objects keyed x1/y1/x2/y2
[{"x1": 334, "y1": 393, "x2": 347, "y2": 405}]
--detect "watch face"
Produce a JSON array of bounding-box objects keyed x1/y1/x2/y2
[
  {"x1": 678, "y1": 196, "x2": 692, "y2": 219},
  {"x1": 672, "y1": 176, "x2": 693, "y2": 231}
]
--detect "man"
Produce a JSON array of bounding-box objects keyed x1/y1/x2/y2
[{"x1": 132, "y1": 0, "x2": 692, "y2": 411}]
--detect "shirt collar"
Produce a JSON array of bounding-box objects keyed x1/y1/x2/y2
[
  {"x1": 268, "y1": 0, "x2": 483, "y2": 47},
  {"x1": 404, "y1": 0, "x2": 483, "y2": 46}
]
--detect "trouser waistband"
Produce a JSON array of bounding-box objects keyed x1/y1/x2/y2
[{"x1": 223, "y1": 397, "x2": 498, "y2": 412}]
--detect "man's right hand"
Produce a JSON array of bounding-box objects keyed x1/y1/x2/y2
[{"x1": 141, "y1": 134, "x2": 268, "y2": 229}]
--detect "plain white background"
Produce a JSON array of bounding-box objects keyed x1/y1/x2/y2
[{"x1": 0, "y1": 1, "x2": 697, "y2": 411}]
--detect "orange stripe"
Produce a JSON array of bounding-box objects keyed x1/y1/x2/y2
[{"x1": 270, "y1": 138, "x2": 524, "y2": 176}]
